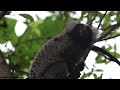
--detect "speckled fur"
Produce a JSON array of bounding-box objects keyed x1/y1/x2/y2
[
  {"x1": 29, "y1": 34, "x2": 72, "y2": 79},
  {"x1": 28, "y1": 21, "x2": 98, "y2": 79}
]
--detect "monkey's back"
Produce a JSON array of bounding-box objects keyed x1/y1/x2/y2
[{"x1": 28, "y1": 34, "x2": 73, "y2": 79}]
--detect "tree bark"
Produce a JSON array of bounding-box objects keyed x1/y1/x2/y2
[{"x1": 0, "y1": 50, "x2": 13, "y2": 78}]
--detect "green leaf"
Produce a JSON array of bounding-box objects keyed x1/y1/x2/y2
[
  {"x1": 107, "y1": 45, "x2": 112, "y2": 51},
  {"x1": 5, "y1": 17, "x2": 18, "y2": 45},
  {"x1": 81, "y1": 11, "x2": 88, "y2": 17},
  {"x1": 101, "y1": 14, "x2": 110, "y2": 29},
  {"x1": 116, "y1": 13, "x2": 120, "y2": 22},
  {"x1": 0, "y1": 17, "x2": 17, "y2": 44},
  {"x1": 80, "y1": 73, "x2": 88, "y2": 79},
  {"x1": 95, "y1": 69, "x2": 103, "y2": 72},
  {"x1": 0, "y1": 19, "x2": 8, "y2": 28},
  {"x1": 95, "y1": 51, "x2": 111, "y2": 64},
  {"x1": 18, "y1": 20, "x2": 43, "y2": 43},
  {"x1": 0, "y1": 30, "x2": 6, "y2": 43},
  {"x1": 89, "y1": 11, "x2": 97, "y2": 22},
  {"x1": 111, "y1": 52, "x2": 120, "y2": 58},
  {"x1": 97, "y1": 12, "x2": 104, "y2": 17},
  {"x1": 111, "y1": 30, "x2": 118, "y2": 36},
  {"x1": 93, "y1": 74, "x2": 97, "y2": 79},
  {"x1": 96, "y1": 55, "x2": 103, "y2": 63},
  {"x1": 91, "y1": 68, "x2": 94, "y2": 72},
  {"x1": 97, "y1": 74, "x2": 103, "y2": 79},
  {"x1": 87, "y1": 72, "x2": 92, "y2": 77},
  {"x1": 19, "y1": 14, "x2": 34, "y2": 22},
  {"x1": 97, "y1": 60, "x2": 106, "y2": 64},
  {"x1": 87, "y1": 12, "x2": 94, "y2": 24},
  {"x1": 38, "y1": 15, "x2": 68, "y2": 39}
]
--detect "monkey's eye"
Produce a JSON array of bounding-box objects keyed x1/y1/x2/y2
[
  {"x1": 86, "y1": 26, "x2": 92, "y2": 31},
  {"x1": 77, "y1": 24, "x2": 84, "y2": 30},
  {"x1": 79, "y1": 26, "x2": 82, "y2": 30}
]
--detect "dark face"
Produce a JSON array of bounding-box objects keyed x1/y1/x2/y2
[
  {"x1": 68, "y1": 24, "x2": 93, "y2": 49},
  {"x1": 77, "y1": 24, "x2": 92, "y2": 40}
]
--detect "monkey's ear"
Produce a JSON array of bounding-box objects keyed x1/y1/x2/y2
[
  {"x1": 91, "y1": 27, "x2": 100, "y2": 41},
  {"x1": 63, "y1": 20, "x2": 77, "y2": 33}
]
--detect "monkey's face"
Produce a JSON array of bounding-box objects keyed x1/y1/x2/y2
[
  {"x1": 68, "y1": 23, "x2": 97, "y2": 49},
  {"x1": 76, "y1": 24, "x2": 98, "y2": 43},
  {"x1": 74, "y1": 24, "x2": 93, "y2": 42}
]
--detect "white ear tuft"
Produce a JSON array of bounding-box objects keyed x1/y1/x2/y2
[
  {"x1": 91, "y1": 27, "x2": 100, "y2": 41},
  {"x1": 63, "y1": 20, "x2": 77, "y2": 33}
]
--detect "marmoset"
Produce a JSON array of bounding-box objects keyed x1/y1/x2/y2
[{"x1": 28, "y1": 20, "x2": 98, "y2": 79}]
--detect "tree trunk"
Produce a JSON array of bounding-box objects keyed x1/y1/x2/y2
[{"x1": 0, "y1": 50, "x2": 13, "y2": 78}]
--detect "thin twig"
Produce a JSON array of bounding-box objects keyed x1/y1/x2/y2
[
  {"x1": 96, "y1": 22, "x2": 120, "y2": 42},
  {"x1": 97, "y1": 11, "x2": 107, "y2": 30},
  {"x1": 99, "y1": 34, "x2": 120, "y2": 41},
  {"x1": 89, "y1": 11, "x2": 98, "y2": 26},
  {"x1": 91, "y1": 45, "x2": 120, "y2": 66}
]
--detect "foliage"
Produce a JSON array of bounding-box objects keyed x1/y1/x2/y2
[{"x1": 0, "y1": 11, "x2": 120, "y2": 79}]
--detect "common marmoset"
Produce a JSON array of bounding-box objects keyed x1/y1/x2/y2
[{"x1": 28, "y1": 20, "x2": 98, "y2": 79}]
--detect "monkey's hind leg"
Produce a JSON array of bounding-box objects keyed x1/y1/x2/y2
[{"x1": 43, "y1": 61, "x2": 69, "y2": 79}]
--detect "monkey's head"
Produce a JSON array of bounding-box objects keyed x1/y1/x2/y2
[
  {"x1": 64, "y1": 20, "x2": 99, "y2": 49},
  {"x1": 64, "y1": 20, "x2": 99, "y2": 43}
]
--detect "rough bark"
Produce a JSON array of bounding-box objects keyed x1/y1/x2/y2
[{"x1": 0, "y1": 50, "x2": 13, "y2": 78}]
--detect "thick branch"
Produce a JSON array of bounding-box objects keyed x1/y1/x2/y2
[
  {"x1": 91, "y1": 45, "x2": 120, "y2": 66},
  {"x1": 96, "y1": 50, "x2": 111, "y2": 61},
  {"x1": 0, "y1": 50, "x2": 13, "y2": 78},
  {"x1": 96, "y1": 22, "x2": 120, "y2": 42},
  {"x1": 0, "y1": 11, "x2": 10, "y2": 20}
]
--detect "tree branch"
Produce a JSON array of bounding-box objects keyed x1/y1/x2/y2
[
  {"x1": 0, "y1": 11, "x2": 10, "y2": 20},
  {"x1": 91, "y1": 45, "x2": 120, "y2": 66},
  {"x1": 95, "y1": 49, "x2": 111, "y2": 62},
  {"x1": 96, "y1": 22, "x2": 120, "y2": 42},
  {"x1": 97, "y1": 11, "x2": 107, "y2": 30},
  {"x1": 89, "y1": 11, "x2": 98, "y2": 26},
  {"x1": 0, "y1": 50, "x2": 13, "y2": 78},
  {"x1": 99, "y1": 34, "x2": 120, "y2": 41}
]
